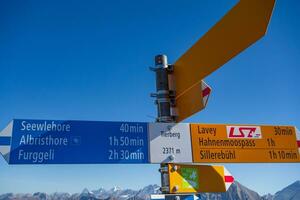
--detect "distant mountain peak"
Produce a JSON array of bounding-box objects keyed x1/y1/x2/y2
[
  {"x1": 272, "y1": 180, "x2": 300, "y2": 200},
  {"x1": 111, "y1": 186, "x2": 122, "y2": 192},
  {"x1": 291, "y1": 180, "x2": 300, "y2": 186},
  {"x1": 81, "y1": 188, "x2": 90, "y2": 194},
  {"x1": 224, "y1": 181, "x2": 261, "y2": 200},
  {"x1": 92, "y1": 187, "x2": 106, "y2": 194},
  {"x1": 1, "y1": 181, "x2": 299, "y2": 200}
]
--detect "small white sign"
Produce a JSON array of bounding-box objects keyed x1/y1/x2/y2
[{"x1": 149, "y1": 123, "x2": 192, "y2": 163}]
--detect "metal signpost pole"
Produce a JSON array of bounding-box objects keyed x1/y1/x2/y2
[
  {"x1": 151, "y1": 54, "x2": 174, "y2": 123},
  {"x1": 151, "y1": 54, "x2": 175, "y2": 194},
  {"x1": 151, "y1": 55, "x2": 192, "y2": 200}
]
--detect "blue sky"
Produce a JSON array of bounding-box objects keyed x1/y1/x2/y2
[{"x1": 0, "y1": 0, "x2": 299, "y2": 196}]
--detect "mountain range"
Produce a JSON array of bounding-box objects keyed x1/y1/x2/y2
[{"x1": 0, "y1": 180, "x2": 299, "y2": 200}]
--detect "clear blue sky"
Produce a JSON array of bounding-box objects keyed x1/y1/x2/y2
[{"x1": 0, "y1": 0, "x2": 299, "y2": 196}]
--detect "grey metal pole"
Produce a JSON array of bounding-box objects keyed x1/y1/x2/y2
[
  {"x1": 150, "y1": 54, "x2": 175, "y2": 194},
  {"x1": 152, "y1": 54, "x2": 173, "y2": 123},
  {"x1": 151, "y1": 55, "x2": 196, "y2": 199}
]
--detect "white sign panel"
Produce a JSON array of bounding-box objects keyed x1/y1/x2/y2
[{"x1": 149, "y1": 123, "x2": 192, "y2": 163}]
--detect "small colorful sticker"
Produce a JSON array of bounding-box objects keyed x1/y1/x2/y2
[{"x1": 181, "y1": 167, "x2": 199, "y2": 189}]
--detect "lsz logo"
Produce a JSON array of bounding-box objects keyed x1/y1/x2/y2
[{"x1": 226, "y1": 126, "x2": 262, "y2": 139}]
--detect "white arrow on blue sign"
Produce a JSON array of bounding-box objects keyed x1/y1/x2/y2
[{"x1": 0, "y1": 119, "x2": 149, "y2": 164}]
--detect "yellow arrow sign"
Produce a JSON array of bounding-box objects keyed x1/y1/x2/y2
[
  {"x1": 173, "y1": 0, "x2": 275, "y2": 99},
  {"x1": 190, "y1": 124, "x2": 300, "y2": 163},
  {"x1": 174, "y1": 80, "x2": 211, "y2": 122},
  {"x1": 148, "y1": 123, "x2": 300, "y2": 163},
  {"x1": 167, "y1": 164, "x2": 234, "y2": 193}
]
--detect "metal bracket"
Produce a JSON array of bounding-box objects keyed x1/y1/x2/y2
[
  {"x1": 167, "y1": 64, "x2": 174, "y2": 72},
  {"x1": 150, "y1": 55, "x2": 177, "y2": 123}
]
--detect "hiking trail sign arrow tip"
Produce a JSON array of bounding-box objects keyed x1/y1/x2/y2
[
  {"x1": 0, "y1": 121, "x2": 13, "y2": 162},
  {"x1": 172, "y1": 80, "x2": 211, "y2": 123},
  {"x1": 172, "y1": 0, "x2": 275, "y2": 122},
  {"x1": 174, "y1": 0, "x2": 275, "y2": 96}
]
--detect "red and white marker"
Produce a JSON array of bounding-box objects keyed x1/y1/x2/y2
[
  {"x1": 201, "y1": 81, "x2": 211, "y2": 107},
  {"x1": 224, "y1": 167, "x2": 235, "y2": 190},
  {"x1": 296, "y1": 127, "x2": 300, "y2": 154}
]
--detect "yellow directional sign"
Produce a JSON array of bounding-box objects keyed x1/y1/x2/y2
[
  {"x1": 190, "y1": 124, "x2": 300, "y2": 163},
  {"x1": 167, "y1": 164, "x2": 234, "y2": 193},
  {"x1": 173, "y1": 0, "x2": 275, "y2": 117},
  {"x1": 174, "y1": 80, "x2": 211, "y2": 122}
]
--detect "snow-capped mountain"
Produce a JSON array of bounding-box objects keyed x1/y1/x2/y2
[
  {"x1": 135, "y1": 184, "x2": 161, "y2": 200},
  {"x1": 0, "y1": 181, "x2": 299, "y2": 200},
  {"x1": 92, "y1": 187, "x2": 110, "y2": 199},
  {"x1": 262, "y1": 180, "x2": 300, "y2": 200}
]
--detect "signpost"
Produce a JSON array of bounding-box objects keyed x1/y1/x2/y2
[
  {"x1": 1, "y1": 121, "x2": 299, "y2": 164},
  {"x1": 3, "y1": 0, "x2": 297, "y2": 198},
  {"x1": 173, "y1": 81, "x2": 211, "y2": 123},
  {"x1": 0, "y1": 119, "x2": 148, "y2": 164},
  {"x1": 172, "y1": 0, "x2": 275, "y2": 121},
  {"x1": 190, "y1": 124, "x2": 300, "y2": 163},
  {"x1": 148, "y1": 123, "x2": 300, "y2": 163},
  {"x1": 148, "y1": 1, "x2": 277, "y2": 197},
  {"x1": 173, "y1": 0, "x2": 275, "y2": 97},
  {"x1": 167, "y1": 164, "x2": 234, "y2": 193},
  {"x1": 149, "y1": 123, "x2": 192, "y2": 163}
]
